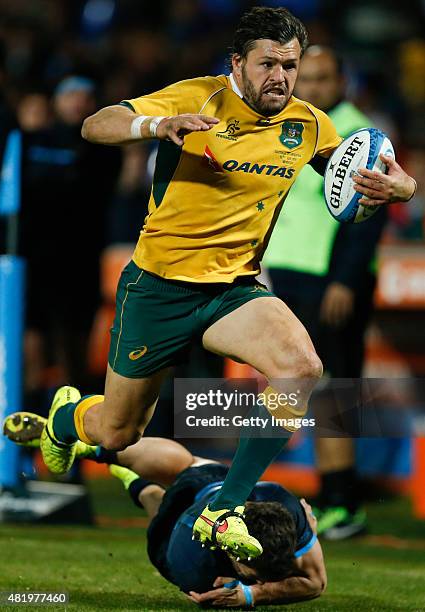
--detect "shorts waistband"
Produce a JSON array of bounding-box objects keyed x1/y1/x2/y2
[
  {"x1": 136, "y1": 264, "x2": 257, "y2": 295},
  {"x1": 141, "y1": 269, "x2": 199, "y2": 295}
]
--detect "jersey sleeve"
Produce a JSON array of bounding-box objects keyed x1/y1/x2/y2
[
  {"x1": 121, "y1": 76, "x2": 225, "y2": 117},
  {"x1": 314, "y1": 107, "x2": 342, "y2": 157}
]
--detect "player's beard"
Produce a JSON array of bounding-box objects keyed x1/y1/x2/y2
[{"x1": 241, "y1": 66, "x2": 288, "y2": 116}]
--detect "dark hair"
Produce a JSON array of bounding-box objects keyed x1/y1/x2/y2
[
  {"x1": 242, "y1": 501, "x2": 298, "y2": 581},
  {"x1": 232, "y1": 6, "x2": 309, "y2": 60}
]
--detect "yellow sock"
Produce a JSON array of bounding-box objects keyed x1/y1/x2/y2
[
  {"x1": 74, "y1": 395, "x2": 104, "y2": 445},
  {"x1": 260, "y1": 385, "x2": 307, "y2": 432}
]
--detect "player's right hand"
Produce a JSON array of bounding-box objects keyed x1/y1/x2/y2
[
  {"x1": 188, "y1": 577, "x2": 249, "y2": 608},
  {"x1": 156, "y1": 114, "x2": 219, "y2": 146}
]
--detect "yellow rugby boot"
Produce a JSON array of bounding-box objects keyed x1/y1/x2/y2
[
  {"x1": 3, "y1": 412, "x2": 46, "y2": 448},
  {"x1": 192, "y1": 504, "x2": 263, "y2": 561},
  {"x1": 3, "y1": 411, "x2": 94, "y2": 459},
  {"x1": 40, "y1": 386, "x2": 81, "y2": 474}
]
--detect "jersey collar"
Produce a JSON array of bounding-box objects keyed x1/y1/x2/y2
[{"x1": 229, "y1": 73, "x2": 243, "y2": 98}]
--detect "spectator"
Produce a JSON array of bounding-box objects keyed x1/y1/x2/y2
[
  {"x1": 0, "y1": 38, "x2": 18, "y2": 253},
  {"x1": 17, "y1": 91, "x2": 52, "y2": 133},
  {"x1": 19, "y1": 75, "x2": 121, "y2": 411}
]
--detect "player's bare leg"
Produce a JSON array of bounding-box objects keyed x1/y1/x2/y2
[
  {"x1": 193, "y1": 296, "x2": 322, "y2": 557},
  {"x1": 83, "y1": 365, "x2": 171, "y2": 449},
  {"x1": 316, "y1": 437, "x2": 355, "y2": 474},
  {"x1": 108, "y1": 448, "x2": 219, "y2": 524},
  {"x1": 113, "y1": 437, "x2": 196, "y2": 486},
  {"x1": 139, "y1": 485, "x2": 166, "y2": 522},
  {"x1": 111, "y1": 455, "x2": 219, "y2": 526},
  {"x1": 39, "y1": 365, "x2": 170, "y2": 474},
  {"x1": 109, "y1": 447, "x2": 217, "y2": 523},
  {"x1": 203, "y1": 296, "x2": 321, "y2": 384}
]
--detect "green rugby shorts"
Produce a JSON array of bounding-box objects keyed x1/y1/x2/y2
[{"x1": 108, "y1": 260, "x2": 275, "y2": 378}]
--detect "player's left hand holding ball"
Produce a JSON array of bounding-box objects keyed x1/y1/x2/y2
[
  {"x1": 353, "y1": 154, "x2": 417, "y2": 206},
  {"x1": 188, "y1": 577, "x2": 253, "y2": 608}
]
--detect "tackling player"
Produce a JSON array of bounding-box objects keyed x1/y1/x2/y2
[
  {"x1": 33, "y1": 6, "x2": 416, "y2": 560},
  {"x1": 4, "y1": 411, "x2": 326, "y2": 607}
]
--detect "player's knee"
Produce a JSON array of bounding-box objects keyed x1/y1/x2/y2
[
  {"x1": 101, "y1": 426, "x2": 141, "y2": 451},
  {"x1": 300, "y1": 350, "x2": 323, "y2": 380},
  {"x1": 275, "y1": 348, "x2": 322, "y2": 380}
]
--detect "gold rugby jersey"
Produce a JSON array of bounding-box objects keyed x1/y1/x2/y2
[{"x1": 124, "y1": 75, "x2": 341, "y2": 283}]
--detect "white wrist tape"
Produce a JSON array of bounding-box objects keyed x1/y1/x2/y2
[
  {"x1": 130, "y1": 115, "x2": 166, "y2": 139},
  {"x1": 149, "y1": 116, "x2": 166, "y2": 137},
  {"x1": 130, "y1": 115, "x2": 148, "y2": 139}
]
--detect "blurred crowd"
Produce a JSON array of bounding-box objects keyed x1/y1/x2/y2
[
  {"x1": 0, "y1": 0, "x2": 423, "y2": 405},
  {"x1": 0, "y1": 1, "x2": 423, "y2": 527},
  {"x1": 0, "y1": 0, "x2": 424, "y2": 242},
  {"x1": 0, "y1": 0, "x2": 424, "y2": 239}
]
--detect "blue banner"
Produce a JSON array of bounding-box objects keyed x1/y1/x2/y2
[
  {"x1": 0, "y1": 128, "x2": 23, "y2": 488},
  {"x1": 0, "y1": 256, "x2": 25, "y2": 487},
  {"x1": 0, "y1": 129, "x2": 21, "y2": 217}
]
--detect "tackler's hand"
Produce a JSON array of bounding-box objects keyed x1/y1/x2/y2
[{"x1": 188, "y1": 577, "x2": 252, "y2": 608}]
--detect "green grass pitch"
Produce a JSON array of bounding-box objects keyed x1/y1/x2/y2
[{"x1": 0, "y1": 478, "x2": 424, "y2": 611}]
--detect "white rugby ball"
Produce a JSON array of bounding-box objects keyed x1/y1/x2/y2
[{"x1": 324, "y1": 128, "x2": 395, "y2": 223}]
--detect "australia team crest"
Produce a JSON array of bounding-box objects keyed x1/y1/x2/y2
[{"x1": 279, "y1": 121, "x2": 304, "y2": 149}]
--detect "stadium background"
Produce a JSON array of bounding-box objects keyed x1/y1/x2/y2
[{"x1": 0, "y1": 1, "x2": 425, "y2": 610}]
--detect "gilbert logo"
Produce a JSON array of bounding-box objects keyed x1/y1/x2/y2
[
  {"x1": 328, "y1": 135, "x2": 363, "y2": 209},
  {"x1": 128, "y1": 346, "x2": 148, "y2": 360},
  {"x1": 216, "y1": 118, "x2": 240, "y2": 141}
]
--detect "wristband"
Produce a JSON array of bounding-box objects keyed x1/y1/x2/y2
[
  {"x1": 223, "y1": 580, "x2": 239, "y2": 589},
  {"x1": 223, "y1": 581, "x2": 254, "y2": 608},
  {"x1": 241, "y1": 583, "x2": 254, "y2": 608},
  {"x1": 130, "y1": 115, "x2": 149, "y2": 139}
]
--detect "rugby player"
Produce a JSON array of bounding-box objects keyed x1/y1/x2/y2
[
  {"x1": 4, "y1": 412, "x2": 325, "y2": 606},
  {"x1": 35, "y1": 6, "x2": 416, "y2": 560}
]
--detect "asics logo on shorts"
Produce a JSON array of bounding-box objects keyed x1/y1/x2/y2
[{"x1": 128, "y1": 346, "x2": 148, "y2": 360}]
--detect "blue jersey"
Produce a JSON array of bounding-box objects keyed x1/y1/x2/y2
[{"x1": 165, "y1": 479, "x2": 316, "y2": 592}]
